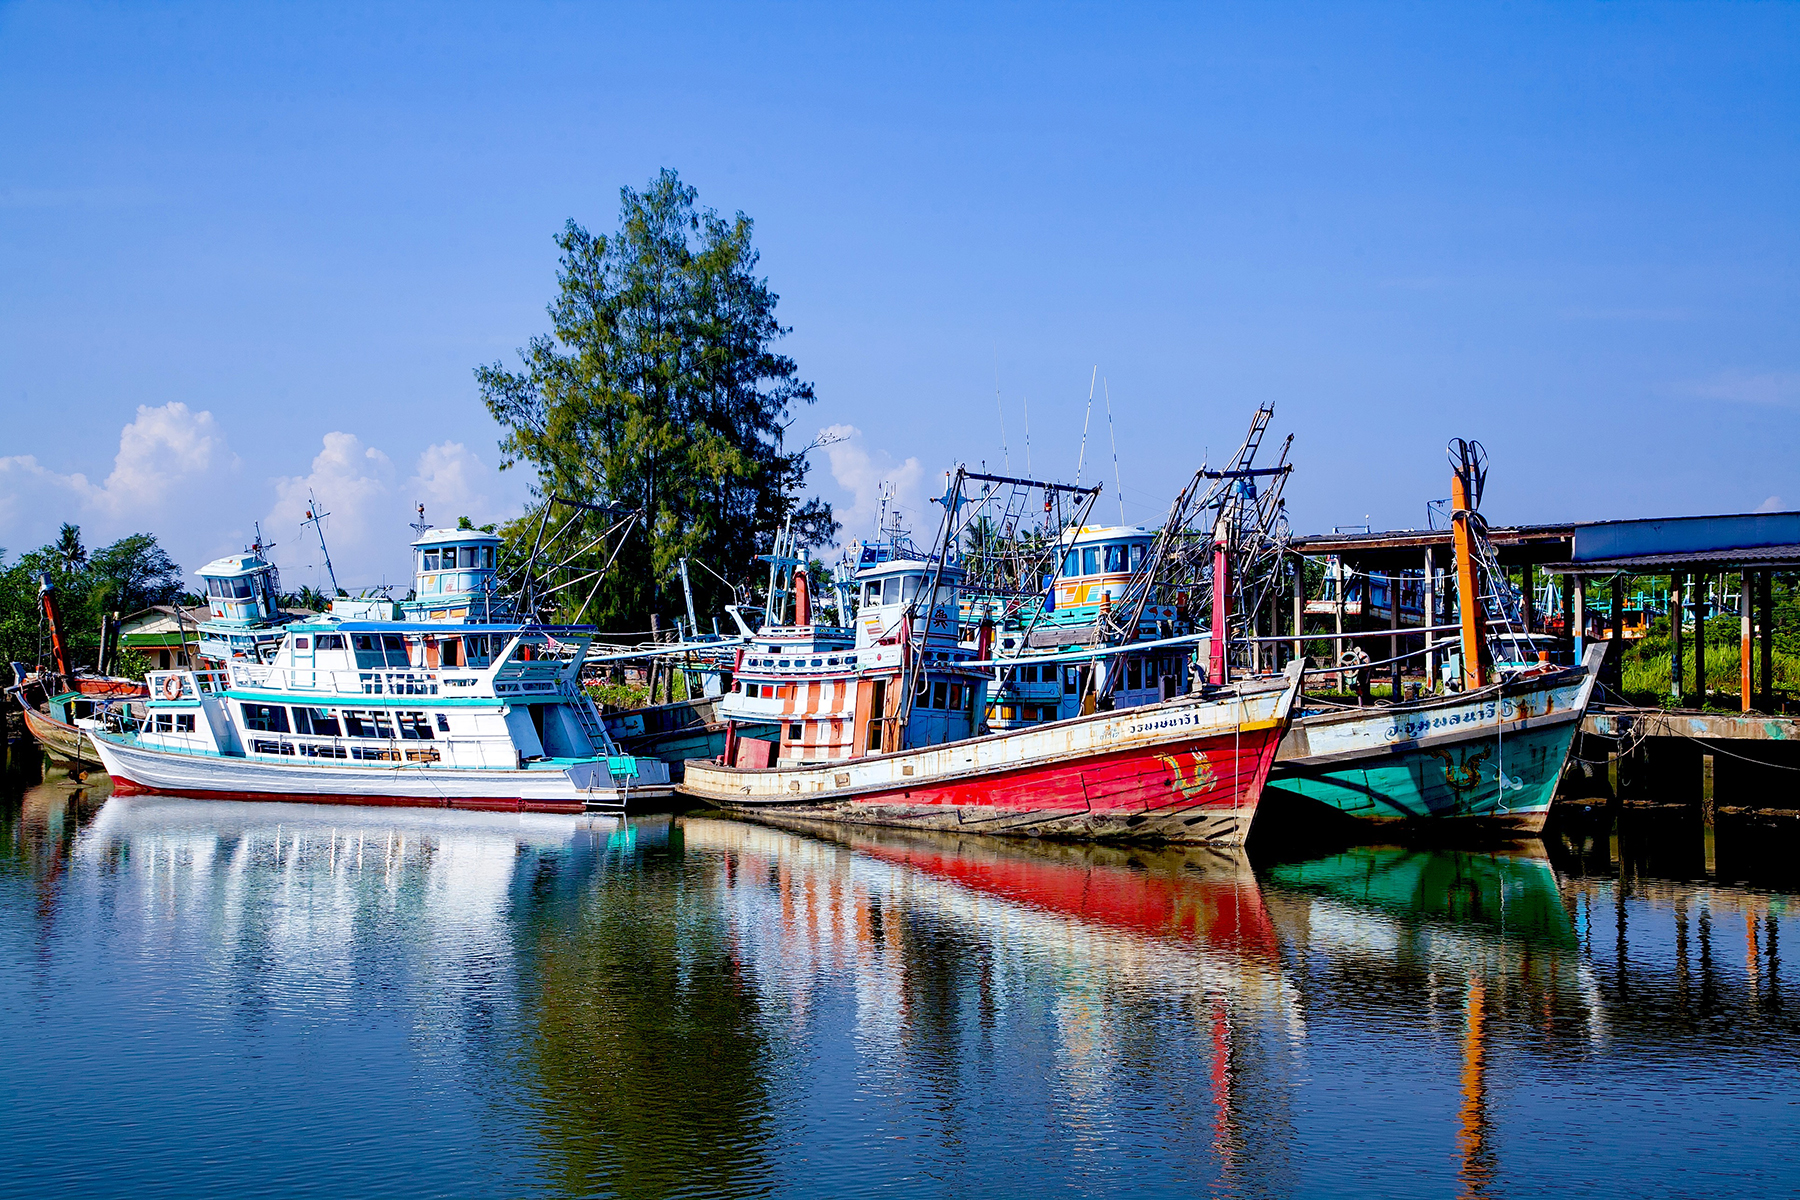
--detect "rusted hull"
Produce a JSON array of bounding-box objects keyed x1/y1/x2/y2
[
  {"x1": 683, "y1": 669, "x2": 1304, "y2": 847},
  {"x1": 20, "y1": 708, "x2": 94, "y2": 766}
]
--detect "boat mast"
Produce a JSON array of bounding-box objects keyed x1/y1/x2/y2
[
  {"x1": 302, "y1": 489, "x2": 341, "y2": 599},
  {"x1": 1449, "y1": 439, "x2": 1489, "y2": 689},
  {"x1": 35, "y1": 574, "x2": 73, "y2": 676}
]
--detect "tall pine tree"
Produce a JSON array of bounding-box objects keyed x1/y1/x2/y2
[{"x1": 478, "y1": 170, "x2": 835, "y2": 630}]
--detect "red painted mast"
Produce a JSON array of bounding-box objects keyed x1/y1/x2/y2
[{"x1": 1209, "y1": 508, "x2": 1230, "y2": 685}]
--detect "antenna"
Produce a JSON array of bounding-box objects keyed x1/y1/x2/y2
[
  {"x1": 409, "y1": 503, "x2": 432, "y2": 539},
  {"x1": 994, "y1": 355, "x2": 1009, "y2": 472},
  {"x1": 301, "y1": 489, "x2": 341, "y2": 597},
  {"x1": 1074, "y1": 365, "x2": 1097, "y2": 485},
  {"x1": 1104, "y1": 377, "x2": 1124, "y2": 524},
  {"x1": 1021, "y1": 395, "x2": 1033, "y2": 475},
  {"x1": 249, "y1": 521, "x2": 276, "y2": 557}
]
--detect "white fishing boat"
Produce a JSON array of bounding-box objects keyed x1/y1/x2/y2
[{"x1": 88, "y1": 620, "x2": 673, "y2": 814}]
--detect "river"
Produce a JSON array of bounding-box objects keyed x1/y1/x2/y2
[{"x1": 1, "y1": 758, "x2": 1794, "y2": 1198}]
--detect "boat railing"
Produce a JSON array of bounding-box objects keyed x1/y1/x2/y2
[
  {"x1": 147, "y1": 669, "x2": 233, "y2": 701},
  {"x1": 222, "y1": 663, "x2": 497, "y2": 698}
]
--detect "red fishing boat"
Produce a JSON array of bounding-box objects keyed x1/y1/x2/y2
[{"x1": 681, "y1": 468, "x2": 1305, "y2": 845}]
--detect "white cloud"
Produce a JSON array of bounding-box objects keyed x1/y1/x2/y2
[
  {"x1": 0, "y1": 402, "x2": 232, "y2": 547},
  {"x1": 1756, "y1": 495, "x2": 1785, "y2": 514},
  {"x1": 266, "y1": 433, "x2": 401, "y2": 591},
  {"x1": 267, "y1": 436, "x2": 523, "y2": 591},
  {"x1": 408, "y1": 441, "x2": 495, "y2": 527},
  {"x1": 819, "y1": 424, "x2": 928, "y2": 545},
  {"x1": 1684, "y1": 370, "x2": 1800, "y2": 407}
]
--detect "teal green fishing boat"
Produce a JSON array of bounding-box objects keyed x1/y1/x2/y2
[{"x1": 1266, "y1": 644, "x2": 1603, "y2": 835}]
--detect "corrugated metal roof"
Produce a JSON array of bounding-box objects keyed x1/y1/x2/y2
[{"x1": 1543, "y1": 545, "x2": 1800, "y2": 574}]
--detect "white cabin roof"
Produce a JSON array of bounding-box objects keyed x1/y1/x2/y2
[{"x1": 197, "y1": 553, "x2": 273, "y2": 580}]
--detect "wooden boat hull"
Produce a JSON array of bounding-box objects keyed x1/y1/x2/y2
[
  {"x1": 681, "y1": 667, "x2": 1304, "y2": 846},
  {"x1": 1264, "y1": 646, "x2": 1604, "y2": 835},
  {"x1": 20, "y1": 707, "x2": 95, "y2": 766},
  {"x1": 90, "y1": 731, "x2": 675, "y2": 815}
]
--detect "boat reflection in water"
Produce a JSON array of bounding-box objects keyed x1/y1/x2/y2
[
  {"x1": 682, "y1": 817, "x2": 1307, "y2": 1190},
  {"x1": 4, "y1": 771, "x2": 1796, "y2": 1197}
]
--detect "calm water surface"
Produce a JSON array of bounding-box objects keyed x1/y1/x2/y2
[{"x1": 1, "y1": 759, "x2": 1795, "y2": 1198}]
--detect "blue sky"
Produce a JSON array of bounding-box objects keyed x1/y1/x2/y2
[{"x1": 2, "y1": 2, "x2": 1796, "y2": 592}]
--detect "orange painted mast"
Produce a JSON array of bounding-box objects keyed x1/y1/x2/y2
[
  {"x1": 36, "y1": 573, "x2": 73, "y2": 677},
  {"x1": 1449, "y1": 445, "x2": 1488, "y2": 690}
]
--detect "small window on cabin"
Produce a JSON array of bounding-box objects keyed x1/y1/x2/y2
[
  {"x1": 441, "y1": 639, "x2": 459, "y2": 667},
  {"x1": 461, "y1": 547, "x2": 479, "y2": 568},
  {"x1": 1064, "y1": 667, "x2": 1079, "y2": 694},
  {"x1": 294, "y1": 637, "x2": 309, "y2": 650},
  {"x1": 397, "y1": 713, "x2": 433, "y2": 740},
  {"x1": 316, "y1": 634, "x2": 344, "y2": 651},
  {"x1": 483, "y1": 546, "x2": 495, "y2": 569},
  {"x1": 382, "y1": 635, "x2": 409, "y2": 667},
  {"x1": 932, "y1": 682, "x2": 949, "y2": 709},
  {"x1": 427, "y1": 549, "x2": 443, "y2": 570},
  {"x1": 155, "y1": 713, "x2": 173, "y2": 732},
  {"x1": 1104, "y1": 545, "x2": 1128, "y2": 573},
  {"x1": 788, "y1": 723, "x2": 802, "y2": 740},
  {"x1": 948, "y1": 683, "x2": 963, "y2": 710},
  {"x1": 230, "y1": 578, "x2": 254, "y2": 599},
  {"x1": 1127, "y1": 658, "x2": 1143, "y2": 691},
  {"x1": 343, "y1": 711, "x2": 372, "y2": 738},
  {"x1": 1130, "y1": 544, "x2": 1146, "y2": 571},
  {"x1": 371, "y1": 712, "x2": 395, "y2": 739},
  {"x1": 240, "y1": 703, "x2": 289, "y2": 733},
  {"x1": 827, "y1": 657, "x2": 839, "y2": 666},
  {"x1": 1082, "y1": 548, "x2": 1100, "y2": 575},
  {"x1": 1063, "y1": 551, "x2": 1079, "y2": 576},
  {"x1": 811, "y1": 658, "x2": 822, "y2": 667},
  {"x1": 436, "y1": 713, "x2": 450, "y2": 732},
  {"x1": 881, "y1": 577, "x2": 900, "y2": 605},
  {"x1": 176, "y1": 714, "x2": 195, "y2": 733},
  {"x1": 864, "y1": 581, "x2": 881, "y2": 606},
  {"x1": 301, "y1": 707, "x2": 341, "y2": 737}
]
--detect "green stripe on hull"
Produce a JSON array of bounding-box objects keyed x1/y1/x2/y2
[{"x1": 1266, "y1": 718, "x2": 1579, "y2": 823}]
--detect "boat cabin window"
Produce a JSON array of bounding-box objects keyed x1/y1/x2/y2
[
  {"x1": 863, "y1": 580, "x2": 881, "y2": 606},
  {"x1": 1131, "y1": 544, "x2": 1146, "y2": 570},
  {"x1": 294, "y1": 637, "x2": 309, "y2": 650},
  {"x1": 316, "y1": 635, "x2": 345, "y2": 651},
  {"x1": 240, "y1": 703, "x2": 289, "y2": 733},
  {"x1": 294, "y1": 707, "x2": 341, "y2": 737},
  {"x1": 423, "y1": 549, "x2": 441, "y2": 570},
  {"x1": 440, "y1": 638, "x2": 459, "y2": 667},
  {"x1": 1082, "y1": 548, "x2": 1100, "y2": 575},
  {"x1": 1104, "y1": 545, "x2": 1128, "y2": 572},
  {"x1": 1062, "y1": 551, "x2": 1078, "y2": 576}
]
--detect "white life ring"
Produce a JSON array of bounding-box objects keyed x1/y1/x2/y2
[{"x1": 161, "y1": 675, "x2": 182, "y2": 701}]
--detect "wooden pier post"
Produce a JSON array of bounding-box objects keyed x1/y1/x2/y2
[
  {"x1": 1389, "y1": 572, "x2": 1401, "y2": 699},
  {"x1": 1760, "y1": 571, "x2": 1774, "y2": 711},
  {"x1": 1702, "y1": 751, "x2": 1717, "y2": 875},
  {"x1": 1291, "y1": 556, "x2": 1303, "y2": 668},
  {"x1": 1694, "y1": 574, "x2": 1707, "y2": 706},
  {"x1": 1423, "y1": 547, "x2": 1437, "y2": 690},
  {"x1": 1572, "y1": 575, "x2": 1587, "y2": 662},
  {"x1": 1521, "y1": 562, "x2": 1535, "y2": 636},
  {"x1": 1609, "y1": 577, "x2": 1624, "y2": 689},
  {"x1": 1670, "y1": 576, "x2": 1684, "y2": 704},
  {"x1": 1333, "y1": 558, "x2": 1346, "y2": 692},
  {"x1": 1560, "y1": 572, "x2": 1573, "y2": 663},
  {"x1": 1742, "y1": 570, "x2": 1754, "y2": 713}
]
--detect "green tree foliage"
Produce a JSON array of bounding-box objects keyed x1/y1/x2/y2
[
  {"x1": 477, "y1": 169, "x2": 836, "y2": 629},
  {"x1": 0, "y1": 527, "x2": 185, "y2": 671}
]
